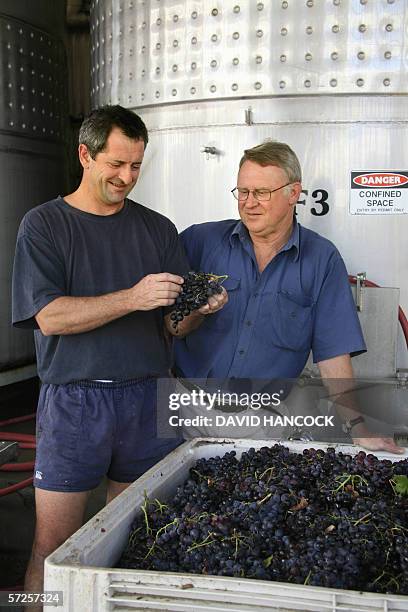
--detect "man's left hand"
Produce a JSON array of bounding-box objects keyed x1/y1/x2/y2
[
  {"x1": 198, "y1": 287, "x2": 228, "y2": 315},
  {"x1": 352, "y1": 436, "x2": 405, "y2": 454}
]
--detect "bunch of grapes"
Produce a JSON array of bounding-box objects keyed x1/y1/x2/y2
[
  {"x1": 169, "y1": 271, "x2": 227, "y2": 329},
  {"x1": 118, "y1": 445, "x2": 408, "y2": 594}
]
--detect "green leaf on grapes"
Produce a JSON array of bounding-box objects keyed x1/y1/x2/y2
[
  {"x1": 263, "y1": 555, "x2": 273, "y2": 568},
  {"x1": 391, "y1": 475, "x2": 408, "y2": 496}
]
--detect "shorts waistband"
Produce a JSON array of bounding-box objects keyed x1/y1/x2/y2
[{"x1": 69, "y1": 376, "x2": 156, "y2": 389}]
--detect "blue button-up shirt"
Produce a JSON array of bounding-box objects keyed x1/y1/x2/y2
[{"x1": 174, "y1": 219, "x2": 366, "y2": 379}]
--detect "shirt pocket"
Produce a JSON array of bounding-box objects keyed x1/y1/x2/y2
[
  {"x1": 269, "y1": 290, "x2": 314, "y2": 351},
  {"x1": 202, "y1": 276, "x2": 241, "y2": 332}
]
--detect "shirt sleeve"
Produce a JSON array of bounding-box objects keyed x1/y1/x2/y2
[
  {"x1": 12, "y1": 216, "x2": 66, "y2": 329},
  {"x1": 311, "y1": 252, "x2": 367, "y2": 363}
]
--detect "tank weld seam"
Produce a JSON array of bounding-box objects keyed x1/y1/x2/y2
[{"x1": 149, "y1": 119, "x2": 407, "y2": 133}]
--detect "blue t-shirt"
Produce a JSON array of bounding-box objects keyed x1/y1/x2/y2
[
  {"x1": 12, "y1": 197, "x2": 189, "y2": 384},
  {"x1": 174, "y1": 219, "x2": 366, "y2": 379}
]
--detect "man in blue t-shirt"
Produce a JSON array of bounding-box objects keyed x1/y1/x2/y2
[
  {"x1": 12, "y1": 105, "x2": 227, "y2": 602},
  {"x1": 172, "y1": 140, "x2": 403, "y2": 455}
]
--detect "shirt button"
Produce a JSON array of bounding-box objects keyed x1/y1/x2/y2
[
  {"x1": 246, "y1": 320, "x2": 252, "y2": 326},
  {"x1": 239, "y1": 349, "x2": 245, "y2": 355},
  {"x1": 253, "y1": 293, "x2": 259, "y2": 298}
]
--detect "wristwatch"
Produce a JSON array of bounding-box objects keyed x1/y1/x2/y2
[{"x1": 342, "y1": 416, "x2": 365, "y2": 435}]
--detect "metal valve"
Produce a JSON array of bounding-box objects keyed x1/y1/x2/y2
[
  {"x1": 356, "y1": 272, "x2": 366, "y2": 312},
  {"x1": 200, "y1": 145, "x2": 218, "y2": 159}
]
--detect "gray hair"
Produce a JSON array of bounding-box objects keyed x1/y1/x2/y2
[
  {"x1": 79, "y1": 105, "x2": 148, "y2": 159},
  {"x1": 239, "y1": 139, "x2": 302, "y2": 183}
]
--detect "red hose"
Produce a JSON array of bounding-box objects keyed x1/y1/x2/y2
[
  {"x1": 0, "y1": 412, "x2": 36, "y2": 427},
  {"x1": 348, "y1": 275, "x2": 408, "y2": 350},
  {"x1": 0, "y1": 432, "x2": 36, "y2": 482},
  {"x1": 0, "y1": 432, "x2": 35, "y2": 443},
  {"x1": 0, "y1": 585, "x2": 24, "y2": 591},
  {"x1": 0, "y1": 477, "x2": 33, "y2": 496},
  {"x1": 398, "y1": 307, "x2": 408, "y2": 348},
  {"x1": 1, "y1": 462, "x2": 35, "y2": 472}
]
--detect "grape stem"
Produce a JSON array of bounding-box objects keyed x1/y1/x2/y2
[
  {"x1": 143, "y1": 518, "x2": 179, "y2": 559},
  {"x1": 228, "y1": 529, "x2": 250, "y2": 559},
  {"x1": 353, "y1": 512, "x2": 372, "y2": 527},
  {"x1": 372, "y1": 570, "x2": 401, "y2": 591},
  {"x1": 186, "y1": 532, "x2": 217, "y2": 552},
  {"x1": 258, "y1": 466, "x2": 275, "y2": 483},
  {"x1": 191, "y1": 468, "x2": 205, "y2": 481},
  {"x1": 332, "y1": 473, "x2": 368, "y2": 493},
  {"x1": 208, "y1": 274, "x2": 228, "y2": 283},
  {"x1": 141, "y1": 492, "x2": 152, "y2": 536},
  {"x1": 128, "y1": 525, "x2": 143, "y2": 548},
  {"x1": 153, "y1": 498, "x2": 168, "y2": 513},
  {"x1": 257, "y1": 492, "x2": 272, "y2": 506}
]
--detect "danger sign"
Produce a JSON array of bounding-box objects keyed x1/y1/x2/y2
[{"x1": 350, "y1": 171, "x2": 408, "y2": 215}]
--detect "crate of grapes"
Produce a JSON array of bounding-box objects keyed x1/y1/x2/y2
[{"x1": 45, "y1": 439, "x2": 408, "y2": 611}]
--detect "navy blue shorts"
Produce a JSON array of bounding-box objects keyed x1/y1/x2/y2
[{"x1": 34, "y1": 377, "x2": 181, "y2": 492}]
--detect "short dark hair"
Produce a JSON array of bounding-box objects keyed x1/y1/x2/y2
[
  {"x1": 239, "y1": 139, "x2": 301, "y2": 183},
  {"x1": 79, "y1": 105, "x2": 148, "y2": 159}
]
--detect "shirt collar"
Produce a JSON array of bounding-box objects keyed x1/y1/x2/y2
[
  {"x1": 230, "y1": 217, "x2": 300, "y2": 261},
  {"x1": 230, "y1": 220, "x2": 249, "y2": 245}
]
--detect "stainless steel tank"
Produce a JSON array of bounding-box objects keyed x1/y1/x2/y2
[
  {"x1": 90, "y1": 0, "x2": 408, "y2": 370},
  {"x1": 0, "y1": 0, "x2": 67, "y2": 373}
]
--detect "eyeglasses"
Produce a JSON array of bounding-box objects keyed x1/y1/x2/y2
[{"x1": 231, "y1": 183, "x2": 292, "y2": 202}]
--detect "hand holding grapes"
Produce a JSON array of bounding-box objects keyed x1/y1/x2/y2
[
  {"x1": 169, "y1": 272, "x2": 229, "y2": 330},
  {"x1": 131, "y1": 273, "x2": 184, "y2": 311},
  {"x1": 197, "y1": 286, "x2": 228, "y2": 315}
]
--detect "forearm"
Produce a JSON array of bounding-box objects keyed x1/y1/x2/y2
[
  {"x1": 35, "y1": 290, "x2": 133, "y2": 336},
  {"x1": 165, "y1": 310, "x2": 205, "y2": 338},
  {"x1": 36, "y1": 272, "x2": 185, "y2": 336},
  {"x1": 317, "y1": 354, "x2": 364, "y2": 424},
  {"x1": 318, "y1": 354, "x2": 404, "y2": 453}
]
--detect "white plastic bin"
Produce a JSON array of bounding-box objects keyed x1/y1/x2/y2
[{"x1": 45, "y1": 439, "x2": 408, "y2": 611}]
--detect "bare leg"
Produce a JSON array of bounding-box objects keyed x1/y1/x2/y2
[
  {"x1": 106, "y1": 478, "x2": 133, "y2": 503},
  {"x1": 24, "y1": 488, "x2": 90, "y2": 612}
]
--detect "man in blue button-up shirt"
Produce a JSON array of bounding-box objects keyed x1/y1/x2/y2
[{"x1": 171, "y1": 140, "x2": 403, "y2": 454}]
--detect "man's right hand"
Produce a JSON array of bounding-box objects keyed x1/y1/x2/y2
[{"x1": 131, "y1": 273, "x2": 184, "y2": 311}]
